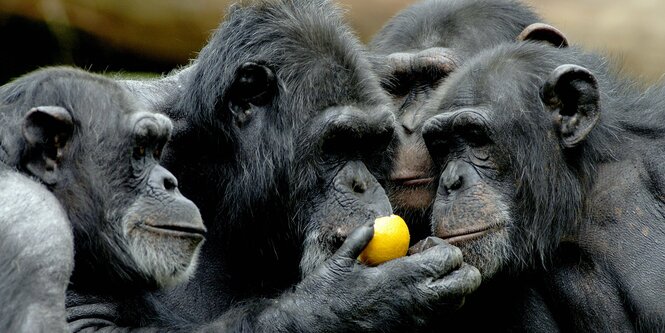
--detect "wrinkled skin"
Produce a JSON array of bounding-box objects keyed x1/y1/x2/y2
[{"x1": 422, "y1": 41, "x2": 665, "y2": 331}]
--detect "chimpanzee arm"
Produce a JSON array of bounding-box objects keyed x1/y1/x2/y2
[
  {"x1": 67, "y1": 221, "x2": 480, "y2": 332},
  {"x1": 0, "y1": 170, "x2": 74, "y2": 332},
  {"x1": 202, "y1": 221, "x2": 480, "y2": 333}
]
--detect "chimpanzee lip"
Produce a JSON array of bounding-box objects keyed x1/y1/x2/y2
[
  {"x1": 392, "y1": 176, "x2": 435, "y2": 187},
  {"x1": 440, "y1": 224, "x2": 501, "y2": 245},
  {"x1": 139, "y1": 223, "x2": 207, "y2": 238}
]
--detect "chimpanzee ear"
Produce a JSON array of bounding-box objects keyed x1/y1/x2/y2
[
  {"x1": 541, "y1": 64, "x2": 600, "y2": 148},
  {"x1": 517, "y1": 23, "x2": 569, "y2": 48},
  {"x1": 22, "y1": 106, "x2": 74, "y2": 185}
]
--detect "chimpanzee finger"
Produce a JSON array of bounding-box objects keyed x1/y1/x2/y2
[
  {"x1": 389, "y1": 243, "x2": 464, "y2": 279},
  {"x1": 425, "y1": 263, "x2": 482, "y2": 299},
  {"x1": 408, "y1": 236, "x2": 449, "y2": 255},
  {"x1": 333, "y1": 219, "x2": 375, "y2": 259}
]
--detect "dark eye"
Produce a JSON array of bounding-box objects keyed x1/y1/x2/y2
[
  {"x1": 422, "y1": 116, "x2": 451, "y2": 159},
  {"x1": 425, "y1": 135, "x2": 451, "y2": 160},
  {"x1": 153, "y1": 147, "x2": 162, "y2": 160},
  {"x1": 133, "y1": 145, "x2": 146, "y2": 159},
  {"x1": 230, "y1": 62, "x2": 277, "y2": 108},
  {"x1": 422, "y1": 66, "x2": 449, "y2": 88},
  {"x1": 462, "y1": 124, "x2": 491, "y2": 148}
]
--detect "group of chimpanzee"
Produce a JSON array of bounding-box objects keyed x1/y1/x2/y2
[{"x1": 1, "y1": 0, "x2": 664, "y2": 331}]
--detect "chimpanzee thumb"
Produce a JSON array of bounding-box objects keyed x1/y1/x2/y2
[{"x1": 333, "y1": 219, "x2": 374, "y2": 260}]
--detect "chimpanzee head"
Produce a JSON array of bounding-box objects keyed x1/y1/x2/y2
[
  {"x1": 166, "y1": 0, "x2": 395, "y2": 279},
  {"x1": 421, "y1": 43, "x2": 610, "y2": 279},
  {"x1": 0, "y1": 68, "x2": 205, "y2": 290},
  {"x1": 369, "y1": 0, "x2": 568, "y2": 241}
]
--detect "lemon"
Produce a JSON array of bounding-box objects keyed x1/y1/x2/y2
[{"x1": 359, "y1": 215, "x2": 410, "y2": 266}]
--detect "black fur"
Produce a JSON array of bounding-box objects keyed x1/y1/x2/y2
[{"x1": 371, "y1": 0, "x2": 540, "y2": 56}]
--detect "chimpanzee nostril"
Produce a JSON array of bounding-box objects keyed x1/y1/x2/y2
[
  {"x1": 150, "y1": 165, "x2": 179, "y2": 192},
  {"x1": 352, "y1": 180, "x2": 367, "y2": 194},
  {"x1": 441, "y1": 160, "x2": 470, "y2": 194},
  {"x1": 442, "y1": 174, "x2": 463, "y2": 195},
  {"x1": 331, "y1": 232, "x2": 346, "y2": 250},
  {"x1": 448, "y1": 176, "x2": 462, "y2": 191},
  {"x1": 164, "y1": 176, "x2": 178, "y2": 191}
]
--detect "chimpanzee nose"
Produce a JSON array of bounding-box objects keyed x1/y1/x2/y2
[
  {"x1": 400, "y1": 110, "x2": 418, "y2": 135},
  {"x1": 149, "y1": 165, "x2": 179, "y2": 191},
  {"x1": 442, "y1": 174, "x2": 463, "y2": 193},
  {"x1": 440, "y1": 161, "x2": 477, "y2": 194},
  {"x1": 337, "y1": 161, "x2": 392, "y2": 216}
]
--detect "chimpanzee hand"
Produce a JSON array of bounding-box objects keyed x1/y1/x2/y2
[{"x1": 256, "y1": 220, "x2": 481, "y2": 332}]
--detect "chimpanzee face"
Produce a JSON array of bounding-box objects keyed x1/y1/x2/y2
[
  {"x1": 113, "y1": 111, "x2": 206, "y2": 287},
  {"x1": 421, "y1": 44, "x2": 597, "y2": 279},
  {"x1": 422, "y1": 107, "x2": 515, "y2": 279},
  {"x1": 222, "y1": 46, "x2": 396, "y2": 278},
  {"x1": 190, "y1": 1, "x2": 397, "y2": 276},
  {"x1": 16, "y1": 71, "x2": 205, "y2": 288}
]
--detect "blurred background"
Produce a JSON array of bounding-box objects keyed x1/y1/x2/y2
[{"x1": 1, "y1": 0, "x2": 664, "y2": 84}]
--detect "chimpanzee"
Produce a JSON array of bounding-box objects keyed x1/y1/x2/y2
[
  {"x1": 369, "y1": 0, "x2": 568, "y2": 242},
  {"x1": 67, "y1": 0, "x2": 481, "y2": 331},
  {"x1": 421, "y1": 41, "x2": 665, "y2": 331},
  {"x1": 0, "y1": 67, "x2": 205, "y2": 331},
  {"x1": 0, "y1": 163, "x2": 73, "y2": 331}
]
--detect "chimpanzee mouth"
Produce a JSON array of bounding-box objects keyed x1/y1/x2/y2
[
  {"x1": 392, "y1": 176, "x2": 435, "y2": 187},
  {"x1": 139, "y1": 223, "x2": 207, "y2": 238},
  {"x1": 440, "y1": 224, "x2": 502, "y2": 245}
]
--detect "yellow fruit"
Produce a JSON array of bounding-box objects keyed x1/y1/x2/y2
[{"x1": 359, "y1": 215, "x2": 410, "y2": 266}]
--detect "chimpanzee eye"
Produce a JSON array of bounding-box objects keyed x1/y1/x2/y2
[
  {"x1": 133, "y1": 146, "x2": 146, "y2": 159},
  {"x1": 153, "y1": 148, "x2": 162, "y2": 160},
  {"x1": 230, "y1": 62, "x2": 277, "y2": 107},
  {"x1": 461, "y1": 124, "x2": 491, "y2": 148},
  {"x1": 427, "y1": 135, "x2": 451, "y2": 160}
]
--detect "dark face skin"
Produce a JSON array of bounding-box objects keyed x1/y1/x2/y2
[
  {"x1": 297, "y1": 106, "x2": 395, "y2": 275},
  {"x1": 423, "y1": 106, "x2": 515, "y2": 279},
  {"x1": 1, "y1": 68, "x2": 205, "y2": 290},
  {"x1": 104, "y1": 111, "x2": 205, "y2": 288},
  {"x1": 380, "y1": 48, "x2": 451, "y2": 213},
  {"x1": 369, "y1": 0, "x2": 546, "y2": 240},
  {"x1": 420, "y1": 43, "x2": 590, "y2": 280}
]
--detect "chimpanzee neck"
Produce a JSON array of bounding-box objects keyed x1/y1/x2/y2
[{"x1": 69, "y1": 240, "x2": 158, "y2": 295}]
